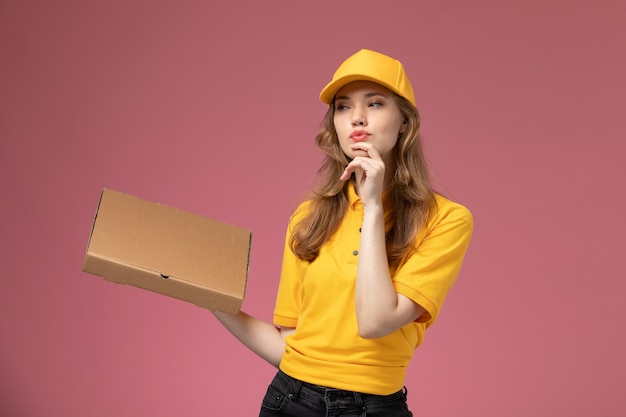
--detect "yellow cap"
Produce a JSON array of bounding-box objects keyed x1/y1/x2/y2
[{"x1": 319, "y1": 49, "x2": 416, "y2": 106}]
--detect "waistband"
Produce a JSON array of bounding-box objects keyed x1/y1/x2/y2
[{"x1": 275, "y1": 370, "x2": 407, "y2": 400}]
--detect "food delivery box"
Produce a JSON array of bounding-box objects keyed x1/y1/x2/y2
[{"x1": 82, "y1": 189, "x2": 251, "y2": 314}]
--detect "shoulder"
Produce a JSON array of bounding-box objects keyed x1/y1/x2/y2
[
  {"x1": 426, "y1": 194, "x2": 473, "y2": 234},
  {"x1": 292, "y1": 199, "x2": 312, "y2": 221},
  {"x1": 286, "y1": 199, "x2": 313, "y2": 232}
]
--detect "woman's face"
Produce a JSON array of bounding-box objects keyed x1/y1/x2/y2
[{"x1": 333, "y1": 81, "x2": 406, "y2": 165}]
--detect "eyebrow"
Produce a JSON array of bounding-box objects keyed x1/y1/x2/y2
[{"x1": 335, "y1": 91, "x2": 388, "y2": 101}]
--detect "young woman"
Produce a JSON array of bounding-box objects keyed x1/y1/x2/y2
[{"x1": 213, "y1": 49, "x2": 473, "y2": 416}]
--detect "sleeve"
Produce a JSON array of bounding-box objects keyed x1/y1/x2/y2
[
  {"x1": 393, "y1": 197, "x2": 473, "y2": 328},
  {"x1": 272, "y1": 203, "x2": 308, "y2": 328}
]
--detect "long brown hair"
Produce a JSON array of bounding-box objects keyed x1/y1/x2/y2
[{"x1": 290, "y1": 93, "x2": 434, "y2": 271}]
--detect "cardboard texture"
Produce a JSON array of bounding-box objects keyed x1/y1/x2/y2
[{"x1": 82, "y1": 189, "x2": 251, "y2": 314}]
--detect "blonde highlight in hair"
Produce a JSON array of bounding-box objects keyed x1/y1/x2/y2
[{"x1": 290, "y1": 94, "x2": 434, "y2": 270}]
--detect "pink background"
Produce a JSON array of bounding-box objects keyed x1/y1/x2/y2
[{"x1": 1, "y1": 1, "x2": 625, "y2": 416}]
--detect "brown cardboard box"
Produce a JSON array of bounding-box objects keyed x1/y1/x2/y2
[{"x1": 82, "y1": 189, "x2": 251, "y2": 314}]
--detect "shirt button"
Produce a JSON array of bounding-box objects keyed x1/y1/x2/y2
[{"x1": 352, "y1": 250, "x2": 358, "y2": 256}]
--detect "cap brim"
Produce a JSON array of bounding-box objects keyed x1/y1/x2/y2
[{"x1": 319, "y1": 74, "x2": 408, "y2": 105}]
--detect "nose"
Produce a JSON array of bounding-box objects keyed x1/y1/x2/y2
[{"x1": 351, "y1": 106, "x2": 367, "y2": 126}]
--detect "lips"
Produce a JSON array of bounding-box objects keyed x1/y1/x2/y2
[{"x1": 350, "y1": 130, "x2": 370, "y2": 142}]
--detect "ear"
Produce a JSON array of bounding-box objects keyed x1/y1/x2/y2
[{"x1": 399, "y1": 119, "x2": 408, "y2": 134}]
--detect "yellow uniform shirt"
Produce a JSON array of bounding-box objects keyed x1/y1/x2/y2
[{"x1": 274, "y1": 183, "x2": 473, "y2": 395}]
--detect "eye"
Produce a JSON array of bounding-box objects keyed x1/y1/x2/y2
[
  {"x1": 335, "y1": 103, "x2": 350, "y2": 111},
  {"x1": 368, "y1": 101, "x2": 383, "y2": 108}
]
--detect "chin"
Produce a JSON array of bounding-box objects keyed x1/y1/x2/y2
[{"x1": 351, "y1": 150, "x2": 369, "y2": 157}]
